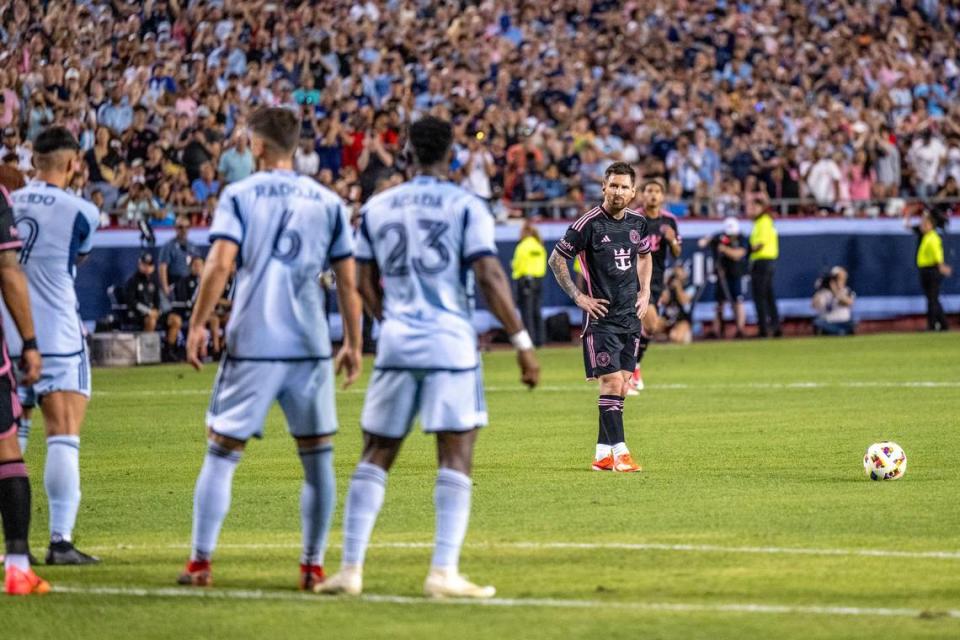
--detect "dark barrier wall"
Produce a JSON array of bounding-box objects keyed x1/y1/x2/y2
[{"x1": 79, "y1": 219, "x2": 959, "y2": 326}]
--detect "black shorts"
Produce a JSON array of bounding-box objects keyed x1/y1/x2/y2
[
  {"x1": 582, "y1": 329, "x2": 641, "y2": 379},
  {"x1": 716, "y1": 273, "x2": 744, "y2": 302},
  {"x1": 0, "y1": 359, "x2": 20, "y2": 440}
]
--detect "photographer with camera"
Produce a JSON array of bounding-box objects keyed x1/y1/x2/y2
[{"x1": 811, "y1": 266, "x2": 856, "y2": 336}]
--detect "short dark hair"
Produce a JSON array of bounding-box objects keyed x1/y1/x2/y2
[
  {"x1": 249, "y1": 107, "x2": 300, "y2": 156},
  {"x1": 409, "y1": 116, "x2": 453, "y2": 167},
  {"x1": 603, "y1": 161, "x2": 635, "y2": 184},
  {"x1": 641, "y1": 176, "x2": 666, "y2": 192},
  {"x1": 34, "y1": 127, "x2": 80, "y2": 155}
]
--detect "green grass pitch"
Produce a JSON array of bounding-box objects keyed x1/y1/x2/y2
[{"x1": 5, "y1": 333, "x2": 960, "y2": 639}]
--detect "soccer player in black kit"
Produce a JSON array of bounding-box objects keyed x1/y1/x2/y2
[
  {"x1": 549, "y1": 162, "x2": 652, "y2": 472},
  {"x1": 628, "y1": 178, "x2": 680, "y2": 394}
]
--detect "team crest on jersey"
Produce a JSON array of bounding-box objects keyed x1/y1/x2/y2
[
  {"x1": 596, "y1": 351, "x2": 611, "y2": 368},
  {"x1": 629, "y1": 229, "x2": 642, "y2": 245},
  {"x1": 613, "y1": 247, "x2": 632, "y2": 271}
]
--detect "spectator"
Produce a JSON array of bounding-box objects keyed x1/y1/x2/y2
[
  {"x1": 803, "y1": 150, "x2": 843, "y2": 213},
  {"x1": 812, "y1": 266, "x2": 857, "y2": 336},
  {"x1": 191, "y1": 162, "x2": 220, "y2": 205},
  {"x1": 510, "y1": 221, "x2": 547, "y2": 347},
  {"x1": 2, "y1": 128, "x2": 31, "y2": 173},
  {"x1": 218, "y1": 132, "x2": 255, "y2": 185},
  {"x1": 97, "y1": 84, "x2": 133, "y2": 135},
  {"x1": 458, "y1": 132, "x2": 496, "y2": 205},
  {"x1": 117, "y1": 180, "x2": 158, "y2": 227},
  {"x1": 83, "y1": 127, "x2": 124, "y2": 211},
  {"x1": 907, "y1": 129, "x2": 948, "y2": 198},
  {"x1": 158, "y1": 215, "x2": 199, "y2": 298},
  {"x1": 294, "y1": 136, "x2": 320, "y2": 177},
  {"x1": 843, "y1": 149, "x2": 875, "y2": 215},
  {"x1": 749, "y1": 197, "x2": 781, "y2": 338},
  {"x1": 698, "y1": 217, "x2": 749, "y2": 339},
  {"x1": 0, "y1": 153, "x2": 25, "y2": 193},
  {"x1": 124, "y1": 106, "x2": 159, "y2": 164},
  {"x1": 123, "y1": 252, "x2": 161, "y2": 333}
]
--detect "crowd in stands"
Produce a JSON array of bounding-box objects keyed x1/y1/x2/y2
[{"x1": 2, "y1": 0, "x2": 960, "y2": 224}]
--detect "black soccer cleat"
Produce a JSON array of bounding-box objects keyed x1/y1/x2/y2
[{"x1": 45, "y1": 541, "x2": 101, "y2": 565}]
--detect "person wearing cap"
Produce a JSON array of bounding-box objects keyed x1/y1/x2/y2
[
  {"x1": 812, "y1": 266, "x2": 856, "y2": 336},
  {"x1": 0, "y1": 126, "x2": 101, "y2": 565},
  {"x1": 748, "y1": 195, "x2": 782, "y2": 337},
  {"x1": 698, "y1": 217, "x2": 749, "y2": 338},
  {"x1": 158, "y1": 214, "x2": 200, "y2": 298},
  {"x1": 904, "y1": 208, "x2": 952, "y2": 331},
  {"x1": 124, "y1": 252, "x2": 162, "y2": 332}
]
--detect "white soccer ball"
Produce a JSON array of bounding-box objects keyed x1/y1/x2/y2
[{"x1": 863, "y1": 442, "x2": 907, "y2": 481}]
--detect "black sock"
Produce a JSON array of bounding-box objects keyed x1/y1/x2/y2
[
  {"x1": 636, "y1": 333, "x2": 650, "y2": 365},
  {"x1": 0, "y1": 460, "x2": 31, "y2": 556},
  {"x1": 599, "y1": 395, "x2": 625, "y2": 445}
]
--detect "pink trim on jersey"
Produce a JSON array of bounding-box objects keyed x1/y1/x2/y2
[
  {"x1": 572, "y1": 206, "x2": 602, "y2": 231},
  {"x1": 0, "y1": 241, "x2": 21, "y2": 251}
]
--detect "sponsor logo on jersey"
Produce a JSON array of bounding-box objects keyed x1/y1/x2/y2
[{"x1": 613, "y1": 247, "x2": 632, "y2": 271}]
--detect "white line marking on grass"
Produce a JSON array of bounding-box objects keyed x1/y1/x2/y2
[
  {"x1": 49, "y1": 584, "x2": 960, "y2": 619},
  {"x1": 93, "y1": 381, "x2": 960, "y2": 397},
  {"x1": 83, "y1": 540, "x2": 960, "y2": 561}
]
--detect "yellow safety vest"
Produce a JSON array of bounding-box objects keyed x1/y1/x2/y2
[
  {"x1": 511, "y1": 236, "x2": 547, "y2": 279},
  {"x1": 917, "y1": 230, "x2": 944, "y2": 268},
  {"x1": 750, "y1": 213, "x2": 779, "y2": 261}
]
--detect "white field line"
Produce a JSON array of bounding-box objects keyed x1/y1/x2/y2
[
  {"x1": 82, "y1": 540, "x2": 960, "y2": 561},
  {"x1": 92, "y1": 380, "x2": 960, "y2": 397},
  {"x1": 48, "y1": 584, "x2": 960, "y2": 619}
]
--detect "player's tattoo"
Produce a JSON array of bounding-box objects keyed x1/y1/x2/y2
[{"x1": 549, "y1": 249, "x2": 581, "y2": 302}]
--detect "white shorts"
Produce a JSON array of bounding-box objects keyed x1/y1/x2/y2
[
  {"x1": 360, "y1": 367, "x2": 487, "y2": 439},
  {"x1": 206, "y1": 357, "x2": 338, "y2": 441},
  {"x1": 15, "y1": 351, "x2": 92, "y2": 406}
]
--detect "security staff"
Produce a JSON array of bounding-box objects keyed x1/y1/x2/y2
[
  {"x1": 907, "y1": 210, "x2": 952, "y2": 331},
  {"x1": 749, "y1": 195, "x2": 781, "y2": 338},
  {"x1": 512, "y1": 220, "x2": 548, "y2": 346}
]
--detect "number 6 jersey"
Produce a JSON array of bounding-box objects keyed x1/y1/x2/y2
[
  {"x1": 209, "y1": 169, "x2": 353, "y2": 360},
  {"x1": 356, "y1": 175, "x2": 496, "y2": 370}
]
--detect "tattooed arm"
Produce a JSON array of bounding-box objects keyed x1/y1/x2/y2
[{"x1": 549, "y1": 248, "x2": 608, "y2": 319}]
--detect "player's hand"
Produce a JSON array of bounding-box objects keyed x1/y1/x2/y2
[
  {"x1": 334, "y1": 344, "x2": 362, "y2": 389},
  {"x1": 517, "y1": 349, "x2": 540, "y2": 389},
  {"x1": 663, "y1": 225, "x2": 677, "y2": 244},
  {"x1": 635, "y1": 294, "x2": 650, "y2": 321},
  {"x1": 186, "y1": 325, "x2": 209, "y2": 371},
  {"x1": 575, "y1": 293, "x2": 609, "y2": 320},
  {"x1": 19, "y1": 349, "x2": 41, "y2": 387}
]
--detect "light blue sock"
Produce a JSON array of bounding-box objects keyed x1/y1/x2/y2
[
  {"x1": 17, "y1": 418, "x2": 30, "y2": 455},
  {"x1": 431, "y1": 468, "x2": 473, "y2": 570},
  {"x1": 190, "y1": 442, "x2": 241, "y2": 562},
  {"x1": 45, "y1": 435, "x2": 81, "y2": 542},
  {"x1": 341, "y1": 462, "x2": 387, "y2": 567},
  {"x1": 298, "y1": 444, "x2": 335, "y2": 566}
]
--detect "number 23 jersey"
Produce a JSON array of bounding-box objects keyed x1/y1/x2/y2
[{"x1": 356, "y1": 175, "x2": 496, "y2": 370}]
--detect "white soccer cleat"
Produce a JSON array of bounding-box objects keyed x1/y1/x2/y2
[
  {"x1": 314, "y1": 565, "x2": 363, "y2": 596},
  {"x1": 424, "y1": 567, "x2": 496, "y2": 599},
  {"x1": 625, "y1": 386, "x2": 639, "y2": 396}
]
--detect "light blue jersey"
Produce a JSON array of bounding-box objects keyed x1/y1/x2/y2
[
  {"x1": 2, "y1": 181, "x2": 99, "y2": 357},
  {"x1": 209, "y1": 169, "x2": 352, "y2": 360},
  {"x1": 356, "y1": 175, "x2": 496, "y2": 370}
]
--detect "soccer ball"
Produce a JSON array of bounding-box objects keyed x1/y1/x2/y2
[{"x1": 863, "y1": 442, "x2": 907, "y2": 481}]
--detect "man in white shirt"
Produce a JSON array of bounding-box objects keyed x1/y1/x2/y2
[
  {"x1": 803, "y1": 150, "x2": 843, "y2": 211},
  {"x1": 457, "y1": 133, "x2": 495, "y2": 203},
  {"x1": 908, "y1": 130, "x2": 947, "y2": 197}
]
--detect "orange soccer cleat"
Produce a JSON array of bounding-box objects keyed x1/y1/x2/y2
[
  {"x1": 299, "y1": 564, "x2": 325, "y2": 591},
  {"x1": 4, "y1": 566, "x2": 51, "y2": 596},
  {"x1": 177, "y1": 559, "x2": 212, "y2": 587},
  {"x1": 613, "y1": 452, "x2": 642, "y2": 473},
  {"x1": 591, "y1": 454, "x2": 614, "y2": 471}
]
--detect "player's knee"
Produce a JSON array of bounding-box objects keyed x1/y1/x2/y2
[
  {"x1": 295, "y1": 434, "x2": 332, "y2": 451},
  {"x1": 207, "y1": 429, "x2": 246, "y2": 452}
]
